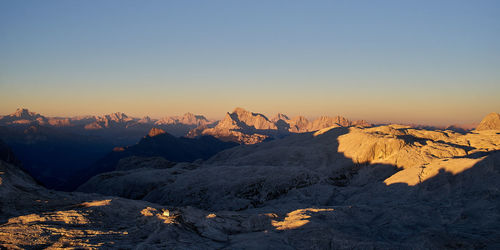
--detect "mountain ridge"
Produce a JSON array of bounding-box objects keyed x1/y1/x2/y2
[{"x1": 188, "y1": 107, "x2": 372, "y2": 144}]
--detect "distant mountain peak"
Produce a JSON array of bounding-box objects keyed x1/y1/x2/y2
[
  {"x1": 12, "y1": 108, "x2": 40, "y2": 118},
  {"x1": 0, "y1": 108, "x2": 47, "y2": 125}
]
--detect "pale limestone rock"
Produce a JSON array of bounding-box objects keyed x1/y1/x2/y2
[{"x1": 476, "y1": 112, "x2": 500, "y2": 131}]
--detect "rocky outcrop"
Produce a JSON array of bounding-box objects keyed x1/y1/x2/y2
[{"x1": 476, "y1": 112, "x2": 500, "y2": 131}]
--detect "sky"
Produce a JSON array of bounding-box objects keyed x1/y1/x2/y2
[{"x1": 0, "y1": 0, "x2": 499, "y2": 125}]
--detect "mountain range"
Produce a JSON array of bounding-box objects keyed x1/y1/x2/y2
[
  {"x1": 0, "y1": 108, "x2": 212, "y2": 137},
  {"x1": 1, "y1": 112, "x2": 499, "y2": 248},
  {"x1": 0, "y1": 108, "x2": 498, "y2": 192},
  {"x1": 187, "y1": 107, "x2": 371, "y2": 144}
]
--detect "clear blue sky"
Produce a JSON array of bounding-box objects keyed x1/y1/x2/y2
[{"x1": 1, "y1": 0, "x2": 499, "y2": 125}]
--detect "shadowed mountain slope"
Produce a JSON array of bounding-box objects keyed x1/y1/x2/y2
[
  {"x1": 0, "y1": 125, "x2": 116, "y2": 190},
  {"x1": 74, "y1": 128, "x2": 237, "y2": 189}
]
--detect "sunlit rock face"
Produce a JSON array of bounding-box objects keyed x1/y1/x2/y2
[
  {"x1": 190, "y1": 107, "x2": 277, "y2": 144},
  {"x1": 189, "y1": 107, "x2": 372, "y2": 144},
  {"x1": 476, "y1": 112, "x2": 500, "y2": 131},
  {"x1": 147, "y1": 127, "x2": 166, "y2": 137}
]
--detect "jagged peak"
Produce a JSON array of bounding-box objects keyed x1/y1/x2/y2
[{"x1": 12, "y1": 108, "x2": 40, "y2": 118}]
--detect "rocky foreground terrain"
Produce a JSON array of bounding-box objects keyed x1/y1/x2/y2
[{"x1": 1, "y1": 113, "x2": 500, "y2": 249}]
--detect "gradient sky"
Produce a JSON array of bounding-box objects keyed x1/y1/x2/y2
[{"x1": 1, "y1": 0, "x2": 499, "y2": 125}]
